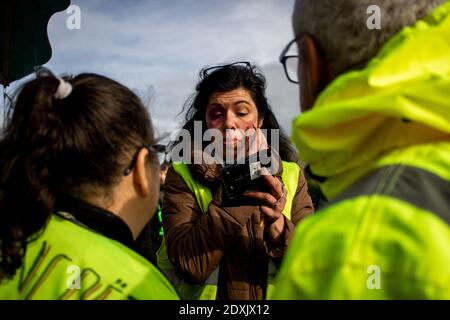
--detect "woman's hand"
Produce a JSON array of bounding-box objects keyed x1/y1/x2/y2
[
  {"x1": 245, "y1": 126, "x2": 268, "y2": 157},
  {"x1": 243, "y1": 173, "x2": 287, "y2": 245}
]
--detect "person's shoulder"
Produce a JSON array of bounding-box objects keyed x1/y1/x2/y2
[
  {"x1": 281, "y1": 160, "x2": 300, "y2": 175},
  {"x1": 278, "y1": 196, "x2": 450, "y2": 298},
  {"x1": 46, "y1": 214, "x2": 155, "y2": 271},
  {"x1": 163, "y1": 164, "x2": 198, "y2": 204},
  {"x1": 280, "y1": 160, "x2": 301, "y2": 188},
  {"x1": 293, "y1": 188, "x2": 450, "y2": 259},
  {"x1": 288, "y1": 187, "x2": 449, "y2": 288},
  {"x1": 14, "y1": 215, "x2": 178, "y2": 300},
  {"x1": 165, "y1": 163, "x2": 189, "y2": 189}
]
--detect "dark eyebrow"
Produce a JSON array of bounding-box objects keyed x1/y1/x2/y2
[{"x1": 234, "y1": 100, "x2": 251, "y2": 106}]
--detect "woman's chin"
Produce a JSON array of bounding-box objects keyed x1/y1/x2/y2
[{"x1": 223, "y1": 139, "x2": 238, "y2": 147}]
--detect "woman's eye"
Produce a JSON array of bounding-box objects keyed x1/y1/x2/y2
[
  {"x1": 209, "y1": 112, "x2": 223, "y2": 120},
  {"x1": 237, "y1": 112, "x2": 248, "y2": 116}
]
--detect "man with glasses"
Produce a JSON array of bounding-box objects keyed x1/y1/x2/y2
[{"x1": 271, "y1": 0, "x2": 450, "y2": 299}]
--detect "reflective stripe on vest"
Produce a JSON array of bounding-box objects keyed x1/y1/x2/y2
[{"x1": 157, "y1": 161, "x2": 300, "y2": 299}]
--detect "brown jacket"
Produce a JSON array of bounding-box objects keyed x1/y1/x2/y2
[{"x1": 162, "y1": 161, "x2": 314, "y2": 300}]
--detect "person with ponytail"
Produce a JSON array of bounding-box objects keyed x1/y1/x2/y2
[{"x1": 0, "y1": 69, "x2": 179, "y2": 300}]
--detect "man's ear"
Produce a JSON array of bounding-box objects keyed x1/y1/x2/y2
[
  {"x1": 133, "y1": 148, "x2": 151, "y2": 197},
  {"x1": 298, "y1": 35, "x2": 334, "y2": 112}
]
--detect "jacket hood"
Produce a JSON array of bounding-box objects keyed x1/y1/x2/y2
[{"x1": 292, "y1": 1, "x2": 450, "y2": 181}]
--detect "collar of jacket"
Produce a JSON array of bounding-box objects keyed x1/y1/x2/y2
[
  {"x1": 55, "y1": 195, "x2": 135, "y2": 249},
  {"x1": 187, "y1": 149, "x2": 222, "y2": 188},
  {"x1": 292, "y1": 1, "x2": 450, "y2": 199}
]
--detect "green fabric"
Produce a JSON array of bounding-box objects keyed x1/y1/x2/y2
[
  {"x1": 158, "y1": 161, "x2": 300, "y2": 300},
  {"x1": 271, "y1": 1, "x2": 450, "y2": 300},
  {"x1": 0, "y1": 214, "x2": 179, "y2": 300},
  {"x1": 157, "y1": 204, "x2": 164, "y2": 237},
  {"x1": 280, "y1": 161, "x2": 300, "y2": 220}
]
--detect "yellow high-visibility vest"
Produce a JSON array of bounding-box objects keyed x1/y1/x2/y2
[
  {"x1": 0, "y1": 213, "x2": 180, "y2": 300},
  {"x1": 157, "y1": 161, "x2": 300, "y2": 299}
]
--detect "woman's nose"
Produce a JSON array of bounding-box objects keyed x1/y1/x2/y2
[{"x1": 224, "y1": 111, "x2": 237, "y2": 130}]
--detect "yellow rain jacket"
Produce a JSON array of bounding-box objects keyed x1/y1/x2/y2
[{"x1": 271, "y1": 1, "x2": 450, "y2": 299}]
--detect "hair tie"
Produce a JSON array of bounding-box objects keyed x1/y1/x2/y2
[{"x1": 54, "y1": 77, "x2": 73, "y2": 100}]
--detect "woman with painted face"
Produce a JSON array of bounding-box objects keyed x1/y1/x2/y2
[
  {"x1": 0, "y1": 69, "x2": 178, "y2": 300},
  {"x1": 158, "y1": 62, "x2": 314, "y2": 300}
]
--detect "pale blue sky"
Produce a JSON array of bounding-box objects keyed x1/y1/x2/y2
[{"x1": 2, "y1": 0, "x2": 300, "y2": 137}]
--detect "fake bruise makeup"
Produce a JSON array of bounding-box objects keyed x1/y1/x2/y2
[
  {"x1": 204, "y1": 88, "x2": 264, "y2": 162},
  {"x1": 205, "y1": 88, "x2": 261, "y2": 142},
  {"x1": 206, "y1": 104, "x2": 228, "y2": 130}
]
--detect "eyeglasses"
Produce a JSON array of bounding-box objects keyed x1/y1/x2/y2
[
  {"x1": 123, "y1": 144, "x2": 167, "y2": 176},
  {"x1": 201, "y1": 61, "x2": 253, "y2": 79},
  {"x1": 279, "y1": 38, "x2": 299, "y2": 84}
]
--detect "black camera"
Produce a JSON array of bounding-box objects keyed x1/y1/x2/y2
[{"x1": 221, "y1": 149, "x2": 273, "y2": 200}]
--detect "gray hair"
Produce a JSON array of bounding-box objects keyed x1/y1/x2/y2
[{"x1": 293, "y1": 0, "x2": 448, "y2": 75}]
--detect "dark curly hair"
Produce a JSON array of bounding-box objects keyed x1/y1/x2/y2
[{"x1": 175, "y1": 62, "x2": 298, "y2": 162}]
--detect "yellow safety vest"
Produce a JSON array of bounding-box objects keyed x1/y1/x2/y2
[
  {"x1": 271, "y1": 1, "x2": 450, "y2": 299},
  {"x1": 157, "y1": 161, "x2": 300, "y2": 299},
  {"x1": 0, "y1": 213, "x2": 180, "y2": 300}
]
